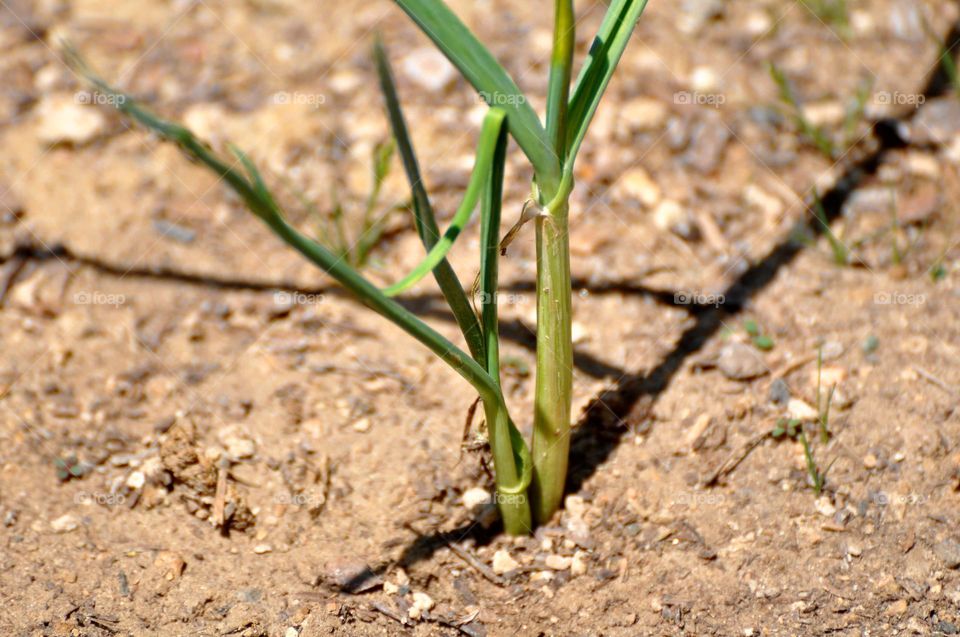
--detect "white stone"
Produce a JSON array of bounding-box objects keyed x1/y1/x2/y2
[
  {"x1": 491, "y1": 549, "x2": 520, "y2": 575},
  {"x1": 217, "y1": 425, "x2": 256, "y2": 459},
  {"x1": 690, "y1": 66, "x2": 719, "y2": 93},
  {"x1": 402, "y1": 48, "x2": 456, "y2": 93},
  {"x1": 617, "y1": 167, "x2": 661, "y2": 207},
  {"x1": 814, "y1": 496, "x2": 837, "y2": 518},
  {"x1": 408, "y1": 591, "x2": 435, "y2": 619},
  {"x1": 801, "y1": 101, "x2": 845, "y2": 128},
  {"x1": 51, "y1": 513, "x2": 80, "y2": 533},
  {"x1": 461, "y1": 487, "x2": 492, "y2": 512},
  {"x1": 652, "y1": 200, "x2": 686, "y2": 232},
  {"x1": 621, "y1": 97, "x2": 667, "y2": 131},
  {"x1": 570, "y1": 550, "x2": 588, "y2": 576},
  {"x1": 787, "y1": 398, "x2": 819, "y2": 422},
  {"x1": 126, "y1": 470, "x2": 146, "y2": 490},
  {"x1": 37, "y1": 94, "x2": 107, "y2": 145}
]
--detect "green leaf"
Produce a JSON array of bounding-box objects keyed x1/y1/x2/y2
[
  {"x1": 391, "y1": 0, "x2": 559, "y2": 187},
  {"x1": 545, "y1": 0, "x2": 575, "y2": 160},
  {"x1": 381, "y1": 108, "x2": 507, "y2": 297},
  {"x1": 753, "y1": 335, "x2": 775, "y2": 351},
  {"x1": 565, "y1": 0, "x2": 650, "y2": 168},
  {"x1": 373, "y1": 38, "x2": 486, "y2": 362}
]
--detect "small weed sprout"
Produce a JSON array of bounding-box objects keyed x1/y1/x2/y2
[
  {"x1": 800, "y1": 0, "x2": 850, "y2": 37},
  {"x1": 771, "y1": 418, "x2": 830, "y2": 495},
  {"x1": 769, "y1": 63, "x2": 836, "y2": 159},
  {"x1": 744, "y1": 319, "x2": 775, "y2": 351},
  {"x1": 66, "y1": 0, "x2": 652, "y2": 534}
]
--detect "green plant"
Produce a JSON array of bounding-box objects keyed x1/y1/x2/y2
[
  {"x1": 769, "y1": 63, "x2": 836, "y2": 160},
  {"x1": 66, "y1": 0, "x2": 650, "y2": 534},
  {"x1": 811, "y1": 191, "x2": 850, "y2": 265},
  {"x1": 744, "y1": 319, "x2": 774, "y2": 351},
  {"x1": 771, "y1": 418, "x2": 829, "y2": 495},
  {"x1": 285, "y1": 138, "x2": 397, "y2": 268},
  {"x1": 799, "y1": 0, "x2": 850, "y2": 37}
]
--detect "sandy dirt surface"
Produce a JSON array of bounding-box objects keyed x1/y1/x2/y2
[{"x1": 2, "y1": 0, "x2": 960, "y2": 635}]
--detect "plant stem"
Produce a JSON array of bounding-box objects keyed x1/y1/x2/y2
[
  {"x1": 530, "y1": 202, "x2": 573, "y2": 524},
  {"x1": 545, "y1": 0, "x2": 574, "y2": 155}
]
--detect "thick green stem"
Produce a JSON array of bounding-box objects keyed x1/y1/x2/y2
[
  {"x1": 483, "y1": 399, "x2": 533, "y2": 534},
  {"x1": 530, "y1": 202, "x2": 573, "y2": 524}
]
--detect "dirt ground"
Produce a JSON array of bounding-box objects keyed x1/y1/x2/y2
[{"x1": 2, "y1": 0, "x2": 960, "y2": 635}]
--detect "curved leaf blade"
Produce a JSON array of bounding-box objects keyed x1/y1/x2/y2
[{"x1": 392, "y1": 0, "x2": 559, "y2": 187}]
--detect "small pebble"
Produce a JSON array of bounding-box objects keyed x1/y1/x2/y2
[
  {"x1": 884, "y1": 599, "x2": 908, "y2": 617},
  {"x1": 788, "y1": 398, "x2": 819, "y2": 422},
  {"x1": 768, "y1": 378, "x2": 791, "y2": 405},
  {"x1": 814, "y1": 496, "x2": 837, "y2": 518},
  {"x1": 461, "y1": 487, "x2": 492, "y2": 512},
  {"x1": 36, "y1": 94, "x2": 107, "y2": 145},
  {"x1": 253, "y1": 544, "x2": 273, "y2": 554},
  {"x1": 545, "y1": 554, "x2": 572, "y2": 570},
  {"x1": 217, "y1": 425, "x2": 256, "y2": 459},
  {"x1": 934, "y1": 539, "x2": 960, "y2": 569},
  {"x1": 718, "y1": 342, "x2": 768, "y2": 380},
  {"x1": 402, "y1": 47, "x2": 456, "y2": 93},
  {"x1": 352, "y1": 418, "x2": 371, "y2": 433},
  {"x1": 492, "y1": 549, "x2": 520, "y2": 575},
  {"x1": 408, "y1": 591, "x2": 435, "y2": 620},
  {"x1": 51, "y1": 513, "x2": 80, "y2": 533},
  {"x1": 570, "y1": 550, "x2": 588, "y2": 576},
  {"x1": 617, "y1": 166, "x2": 661, "y2": 207}
]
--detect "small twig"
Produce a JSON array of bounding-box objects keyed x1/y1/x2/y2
[
  {"x1": 446, "y1": 541, "x2": 506, "y2": 586},
  {"x1": 701, "y1": 430, "x2": 770, "y2": 486},
  {"x1": 913, "y1": 365, "x2": 957, "y2": 396},
  {"x1": 458, "y1": 397, "x2": 482, "y2": 462},
  {"x1": 428, "y1": 611, "x2": 486, "y2": 637},
  {"x1": 769, "y1": 352, "x2": 818, "y2": 382},
  {"x1": 369, "y1": 601, "x2": 409, "y2": 626},
  {"x1": 212, "y1": 458, "x2": 229, "y2": 529}
]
